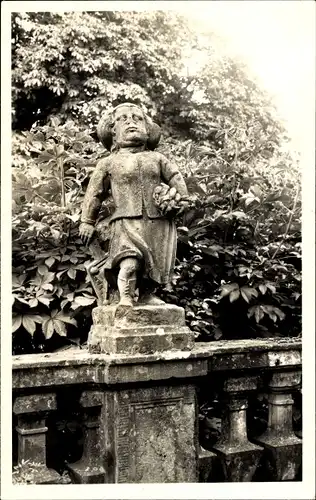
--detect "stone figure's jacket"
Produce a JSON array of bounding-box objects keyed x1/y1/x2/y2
[{"x1": 81, "y1": 150, "x2": 188, "y2": 225}]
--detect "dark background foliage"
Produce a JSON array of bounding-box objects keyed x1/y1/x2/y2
[{"x1": 12, "y1": 11, "x2": 301, "y2": 355}]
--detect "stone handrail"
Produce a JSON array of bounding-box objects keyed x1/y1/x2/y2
[{"x1": 12, "y1": 337, "x2": 302, "y2": 484}]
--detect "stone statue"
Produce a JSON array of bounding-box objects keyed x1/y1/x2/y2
[{"x1": 79, "y1": 103, "x2": 189, "y2": 308}]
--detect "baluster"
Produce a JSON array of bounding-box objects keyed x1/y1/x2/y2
[
  {"x1": 13, "y1": 393, "x2": 60, "y2": 484},
  {"x1": 199, "y1": 446, "x2": 217, "y2": 482},
  {"x1": 67, "y1": 390, "x2": 105, "y2": 483},
  {"x1": 253, "y1": 370, "x2": 302, "y2": 480},
  {"x1": 211, "y1": 375, "x2": 263, "y2": 482}
]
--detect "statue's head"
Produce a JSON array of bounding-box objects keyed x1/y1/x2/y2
[{"x1": 97, "y1": 103, "x2": 161, "y2": 151}]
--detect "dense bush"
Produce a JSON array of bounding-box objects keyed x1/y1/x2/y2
[
  {"x1": 12, "y1": 11, "x2": 194, "y2": 130},
  {"x1": 12, "y1": 11, "x2": 301, "y2": 354}
]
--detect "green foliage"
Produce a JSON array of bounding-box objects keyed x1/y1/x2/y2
[
  {"x1": 158, "y1": 137, "x2": 301, "y2": 340},
  {"x1": 12, "y1": 11, "x2": 194, "y2": 130},
  {"x1": 12, "y1": 11, "x2": 301, "y2": 353},
  {"x1": 12, "y1": 118, "x2": 109, "y2": 353}
]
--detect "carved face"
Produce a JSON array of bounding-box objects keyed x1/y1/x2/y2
[{"x1": 112, "y1": 106, "x2": 148, "y2": 148}]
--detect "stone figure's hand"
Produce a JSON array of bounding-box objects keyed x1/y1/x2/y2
[{"x1": 79, "y1": 223, "x2": 95, "y2": 245}]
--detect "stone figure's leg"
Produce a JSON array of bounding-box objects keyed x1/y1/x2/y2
[
  {"x1": 118, "y1": 257, "x2": 139, "y2": 306},
  {"x1": 138, "y1": 278, "x2": 165, "y2": 305}
]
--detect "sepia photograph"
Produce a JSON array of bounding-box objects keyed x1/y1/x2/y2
[{"x1": 1, "y1": 1, "x2": 315, "y2": 499}]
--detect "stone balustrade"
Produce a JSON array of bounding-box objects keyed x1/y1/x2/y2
[{"x1": 12, "y1": 337, "x2": 302, "y2": 484}]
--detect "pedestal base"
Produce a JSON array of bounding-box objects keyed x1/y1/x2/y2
[
  {"x1": 67, "y1": 461, "x2": 106, "y2": 484},
  {"x1": 253, "y1": 434, "x2": 302, "y2": 481},
  {"x1": 199, "y1": 447, "x2": 217, "y2": 482},
  {"x1": 212, "y1": 442, "x2": 263, "y2": 482},
  {"x1": 88, "y1": 304, "x2": 194, "y2": 355}
]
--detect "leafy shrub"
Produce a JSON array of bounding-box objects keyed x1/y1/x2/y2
[
  {"x1": 11, "y1": 11, "x2": 301, "y2": 354},
  {"x1": 157, "y1": 138, "x2": 301, "y2": 340},
  {"x1": 12, "y1": 11, "x2": 195, "y2": 130},
  {"x1": 12, "y1": 118, "x2": 108, "y2": 353}
]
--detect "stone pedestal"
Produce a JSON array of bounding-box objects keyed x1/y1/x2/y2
[
  {"x1": 103, "y1": 384, "x2": 198, "y2": 483},
  {"x1": 253, "y1": 370, "x2": 302, "y2": 481},
  {"x1": 88, "y1": 304, "x2": 194, "y2": 355},
  {"x1": 199, "y1": 446, "x2": 217, "y2": 482},
  {"x1": 67, "y1": 391, "x2": 106, "y2": 484},
  {"x1": 13, "y1": 393, "x2": 60, "y2": 484},
  {"x1": 212, "y1": 376, "x2": 263, "y2": 482}
]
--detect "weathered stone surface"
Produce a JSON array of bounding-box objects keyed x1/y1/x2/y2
[
  {"x1": 268, "y1": 370, "x2": 301, "y2": 391},
  {"x1": 67, "y1": 391, "x2": 105, "y2": 484},
  {"x1": 199, "y1": 446, "x2": 217, "y2": 482},
  {"x1": 13, "y1": 393, "x2": 56, "y2": 414},
  {"x1": 223, "y1": 375, "x2": 258, "y2": 393},
  {"x1": 11, "y1": 338, "x2": 302, "y2": 484},
  {"x1": 89, "y1": 304, "x2": 194, "y2": 355},
  {"x1": 211, "y1": 377, "x2": 263, "y2": 482},
  {"x1": 12, "y1": 338, "x2": 302, "y2": 389},
  {"x1": 79, "y1": 103, "x2": 190, "y2": 309},
  {"x1": 214, "y1": 446, "x2": 262, "y2": 482},
  {"x1": 13, "y1": 393, "x2": 60, "y2": 485},
  {"x1": 91, "y1": 325, "x2": 194, "y2": 355},
  {"x1": 105, "y1": 356, "x2": 206, "y2": 385},
  {"x1": 211, "y1": 349, "x2": 302, "y2": 371},
  {"x1": 253, "y1": 370, "x2": 302, "y2": 480},
  {"x1": 253, "y1": 435, "x2": 301, "y2": 481},
  {"x1": 93, "y1": 304, "x2": 186, "y2": 327},
  {"x1": 103, "y1": 384, "x2": 198, "y2": 483},
  {"x1": 80, "y1": 390, "x2": 103, "y2": 408}
]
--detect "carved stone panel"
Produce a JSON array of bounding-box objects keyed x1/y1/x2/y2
[{"x1": 104, "y1": 384, "x2": 198, "y2": 483}]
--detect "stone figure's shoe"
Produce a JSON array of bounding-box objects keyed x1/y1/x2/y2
[
  {"x1": 118, "y1": 297, "x2": 134, "y2": 307},
  {"x1": 117, "y1": 277, "x2": 136, "y2": 307},
  {"x1": 138, "y1": 293, "x2": 165, "y2": 306}
]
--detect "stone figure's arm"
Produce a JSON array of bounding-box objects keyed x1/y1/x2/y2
[
  {"x1": 81, "y1": 159, "x2": 110, "y2": 225},
  {"x1": 160, "y1": 154, "x2": 188, "y2": 197}
]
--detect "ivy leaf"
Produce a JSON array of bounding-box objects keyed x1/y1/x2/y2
[
  {"x1": 271, "y1": 306, "x2": 285, "y2": 321},
  {"x1": 38, "y1": 265, "x2": 48, "y2": 276},
  {"x1": 42, "y1": 283, "x2": 54, "y2": 291},
  {"x1": 240, "y1": 287, "x2": 258, "y2": 303},
  {"x1": 255, "y1": 306, "x2": 264, "y2": 323},
  {"x1": 16, "y1": 296, "x2": 30, "y2": 305},
  {"x1": 248, "y1": 305, "x2": 265, "y2": 323},
  {"x1": 61, "y1": 299, "x2": 69, "y2": 309},
  {"x1": 29, "y1": 298, "x2": 38, "y2": 308},
  {"x1": 220, "y1": 283, "x2": 239, "y2": 298},
  {"x1": 38, "y1": 296, "x2": 51, "y2": 307},
  {"x1": 266, "y1": 283, "x2": 276, "y2": 294},
  {"x1": 259, "y1": 284, "x2": 267, "y2": 295},
  {"x1": 31, "y1": 315, "x2": 45, "y2": 323},
  {"x1": 55, "y1": 145, "x2": 64, "y2": 157},
  {"x1": 22, "y1": 316, "x2": 36, "y2": 336},
  {"x1": 67, "y1": 268, "x2": 77, "y2": 279},
  {"x1": 42, "y1": 318, "x2": 55, "y2": 339},
  {"x1": 229, "y1": 289, "x2": 240, "y2": 302},
  {"x1": 12, "y1": 315, "x2": 22, "y2": 332},
  {"x1": 45, "y1": 256, "x2": 55, "y2": 268},
  {"x1": 55, "y1": 312, "x2": 77, "y2": 326},
  {"x1": 261, "y1": 305, "x2": 285, "y2": 322},
  {"x1": 44, "y1": 272, "x2": 55, "y2": 283},
  {"x1": 71, "y1": 296, "x2": 96, "y2": 309},
  {"x1": 201, "y1": 246, "x2": 219, "y2": 258},
  {"x1": 37, "y1": 151, "x2": 55, "y2": 164},
  {"x1": 54, "y1": 319, "x2": 67, "y2": 336}
]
